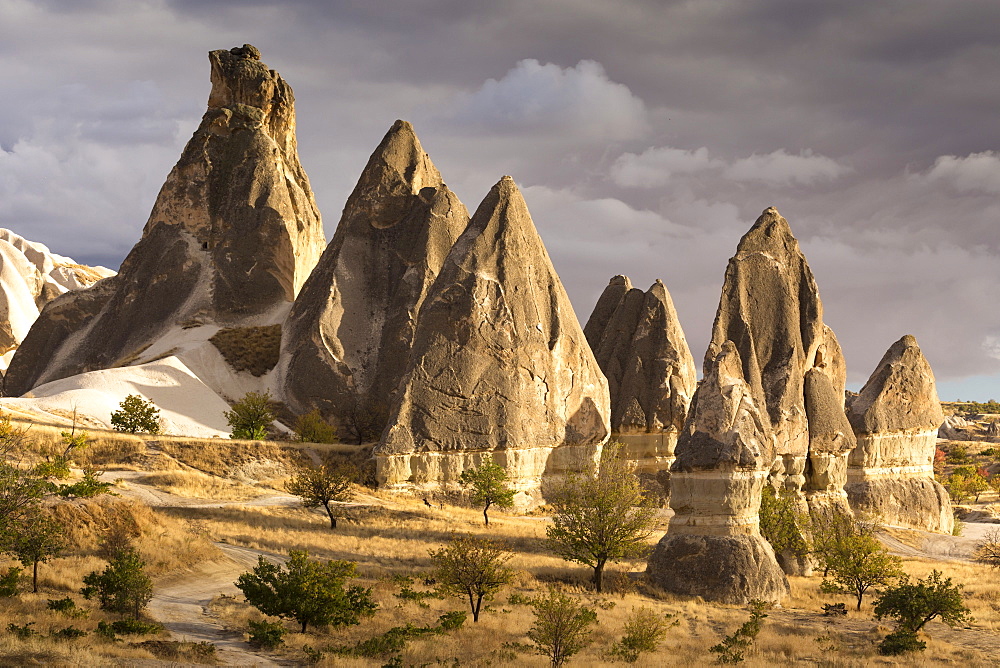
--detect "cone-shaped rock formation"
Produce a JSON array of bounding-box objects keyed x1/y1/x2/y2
[
  {"x1": 277, "y1": 120, "x2": 469, "y2": 438},
  {"x1": 647, "y1": 341, "x2": 789, "y2": 604},
  {"x1": 846, "y1": 335, "x2": 952, "y2": 533},
  {"x1": 585, "y1": 276, "x2": 696, "y2": 473},
  {"x1": 5, "y1": 45, "x2": 325, "y2": 397},
  {"x1": 375, "y1": 176, "x2": 610, "y2": 505}
]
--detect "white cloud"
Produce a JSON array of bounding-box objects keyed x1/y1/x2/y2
[
  {"x1": 923, "y1": 151, "x2": 1000, "y2": 194},
  {"x1": 610, "y1": 146, "x2": 719, "y2": 187},
  {"x1": 722, "y1": 149, "x2": 848, "y2": 185},
  {"x1": 610, "y1": 146, "x2": 848, "y2": 188},
  {"x1": 446, "y1": 59, "x2": 648, "y2": 140}
]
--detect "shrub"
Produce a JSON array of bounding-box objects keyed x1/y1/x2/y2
[
  {"x1": 7, "y1": 622, "x2": 38, "y2": 639},
  {"x1": 873, "y1": 569, "x2": 971, "y2": 653},
  {"x1": 236, "y1": 550, "x2": 377, "y2": 632},
  {"x1": 0, "y1": 566, "x2": 22, "y2": 597},
  {"x1": 606, "y1": 607, "x2": 677, "y2": 662},
  {"x1": 50, "y1": 625, "x2": 87, "y2": 640},
  {"x1": 225, "y1": 391, "x2": 276, "y2": 440},
  {"x1": 247, "y1": 619, "x2": 287, "y2": 649},
  {"x1": 759, "y1": 484, "x2": 809, "y2": 559},
  {"x1": 110, "y1": 618, "x2": 164, "y2": 635},
  {"x1": 331, "y1": 611, "x2": 467, "y2": 658},
  {"x1": 81, "y1": 547, "x2": 154, "y2": 619},
  {"x1": 527, "y1": 589, "x2": 597, "y2": 667},
  {"x1": 111, "y1": 395, "x2": 161, "y2": 434},
  {"x1": 878, "y1": 629, "x2": 926, "y2": 655},
  {"x1": 294, "y1": 409, "x2": 337, "y2": 443},
  {"x1": 709, "y1": 600, "x2": 769, "y2": 664},
  {"x1": 947, "y1": 444, "x2": 971, "y2": 464},
  {"x1": 47, "y1": 597, "x2": 87, "y2": 618},
  {"x1": 56, "y1": 467, "x2": 113, "y2": 499},
  {"x1": 973, "y1": 528, "x2": 1000, "y2": 567}
]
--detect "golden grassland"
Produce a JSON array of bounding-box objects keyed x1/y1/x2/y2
[{"x1": 2, "y1": 426, "x2": 1000, "y2": 665}]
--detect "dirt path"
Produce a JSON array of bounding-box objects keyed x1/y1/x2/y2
[
  {"x1": 100, "y1": 469, "x2": 302, "y2": 509},
  {"x1": 880, "y1": 520, "x2": 995, "y2": 561},
  {"x1": 149, "y1": 543, "x2": 288, "y2": 668}
]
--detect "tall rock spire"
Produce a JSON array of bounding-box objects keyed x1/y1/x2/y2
[
  {"x1": 277, "y1": 120, "x2": 469, "y2": 437},
  {"x1": 585, "y1": 276, "x2": 696, "y2": 474},
  {"x1": 5, "y1": 44, "x2": 326, "y2": 396},
  {"x1": 375, "y1": 176, "x2": 610, "y2": 505},
  {"x1": 846, "y1": 335, "x2": 952, "y2": 533}
]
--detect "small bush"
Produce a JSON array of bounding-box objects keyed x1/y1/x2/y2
[
  {"x1": 7, "y1": 622, "x2": 38, "y2": 639},
  {"x1": 50, "y1": 625, "x2": 88, "y2": 640},
  {"x1": 607, "y1": 608, "x2": 677, "y2": 663},
  {"x1": 709, "y1": 600, "x2": 769, "y2": 664},
  {"x1": 47, "y1": 597, "x2": 88, "y2": 618},
  {"x1": 225, "y1": 391, "x2": 276, "y2": 440},
  {"x1": 57, "y1": 467, "x2": 114, "y2": 498},
  {"x1": 34, "y1": 456, "x2": 71, "y2": 479},
  {"x1": 95, "y1": 621, "x2": 117, "y2": 640},
  {"x1": 947, "y1": 444, "x2": 972, "y2": 464},
  {"x1": 527, "y1": 589, "x2": 598, "y2": 667},
  {"x1": 878, "y1": 630, "x2": 926, "y2": 655},
  {"x1": 110, "y1": 619, "x2": 163, "y2": 635},
  {"x1": 248, "y1": 619, "x2": 287, "y2": 649},
  {"x1": 0, "y1": 566, "x2": 22, "y2": 597},
  {"x1": 294, "y1": 409, "x2": 337, "y2": 443}
]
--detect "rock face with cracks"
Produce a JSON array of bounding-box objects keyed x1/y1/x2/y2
[
  {"x1": 375, "y1": 176, "x2": 610, "y2": 507},
  {"x1": 277, "y1": 120, "x2": 469, "y2": 438},
  {"x1": 702, "y1": 207, "x2": 854, "y2": 573},
  {"x1": 585, "y1": 276, "x2": 696, "y2": 473},
  {"x1": 647, "y1": 341, "x2": 789, "y2": 604},
  {"x1": 5, "y1": 44, "x2": 325, "y2": 397},
  {"x1": 846, "y1": 335, "x2": 952, "y2": 533}
]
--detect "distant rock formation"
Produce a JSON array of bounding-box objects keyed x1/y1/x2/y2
[
  {"x1": 701, "y1": 208, "x2": 854, "y2": 575},
  {"x1": 277, "y1": 120, "x2": 469, "y2": 439},
  {"x1": 938, "y1": 414, "x2": 972, "y2": 440},
  {"x1": 585, "y1": 276, "x2": 696, "y2": 473},
  {"x1": 647, "y1": 341, "x2": 789, "y2": 604},
  {"x1": 5, "y1": 44, "x2": 325, "y2": 397},
  {"x1": 846, "y1": 335, "x2": 953, "y2": 533},
  {"x1": 0, "y1": 229, "x2": 114, "y2": 372},
  {"x1": 375, "y1": 176, "x2": 610, "y2": 506}
]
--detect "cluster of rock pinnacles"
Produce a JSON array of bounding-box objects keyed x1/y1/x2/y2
[{"x1": 6, "y1": 46, "x2": 951, "y2": 604}]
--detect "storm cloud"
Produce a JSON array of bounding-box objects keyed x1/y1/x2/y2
[{"x1": 2, "y1": 0, "x2": 999, "y2": 397}]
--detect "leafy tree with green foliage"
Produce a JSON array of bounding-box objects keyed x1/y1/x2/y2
[
  {"x1": 758, "y1": 484, "x2": 809, "y2": 561},
  {"x1": 6, "y1": 509, "x2": 64, "y2": 593},
  {"x1": 459, "y1": 455, "x2": 517, "y2": 526},
  {"x1": 873, "y1": 570, "x2": 972, "y2": 655},
  {"x1": 294, "y1": 409, "x2": 337, "y2": 444},
  {"x1": 235, "y1": 550, "x2": 376, "y2": 632},
  {"x1": 81, "y1": 547, "x2": 154, "y2": 619},
  {"x1": 225, "y1": 391, "x2": 275, "y2": 440},
  {"x1": 111, "y1": 395, "x2": 161, "y2": 434},
  {"x1": 429, "y1": 534, "x2": 515, "y2": 622},
  {"x1": 809, "y1": 510, "x2": 876, "y2": 577},
  {"x1": 820, "y1": 531, "x2": 903, "y2": 610},
  {"x1": 527, "y1": 589, "x2": 598, "y2": 667},
  {"x1": 546, "y1": 444, "x2": 657, "y2": 593},
  {"x1": 285, "y1": 459, "x2": 356, "y2": 529},
  {"x1": 0, "y1": 414, "x2": 48, "y2": 541}
]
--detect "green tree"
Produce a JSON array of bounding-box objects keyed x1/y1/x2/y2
[
  {"x1": 546, "y1": 444, "x2": 657, "y2": 593},
  {"x1": 235, "y1": 550, "x2": 376, "y2": 632},
  {"x1": 527, "y1": 589, "x2": 598, "y2": 667},
  {"x1": 294, "y1": 409, "x2": 337, "y2": 444},
  {"x1": 873, "y1": 570, "x2": 972, "y2": 655},
  {"x1": 758, "y1": 484, "x2": 809, "y2": 561},
  {"x1": 459, "y1": 456, "x2": 517, "y2": 526},
  {"x1": 6, "y1": 510, "x2": 64, "y2": 593},
  {"x1": 809, "y1": 510, "x2": 876, "y2": 577},
  {"x1": 820, "y1": 532, "x2": 903, "y2": 610},
  {"x1": 110, "y1": 395, "x2": 161, "y2": 434},
  {"x1": 225, "y1": 391, "x2": 275, "y2": 440},
  {"x1": 429, "y1": 534, "x2": 515, "y2": 622},
  {"x1": 81, "y1": 547, "x2": 153, "y2": 619},
  {"x1": 285, "y1": 459, "x2": 356, "y2": 529},
  {"x1": 0, "y1": 413, "x2": 48, "y2": 541}
]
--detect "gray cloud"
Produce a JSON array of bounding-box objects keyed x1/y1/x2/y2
[{"x1": 1, "y1": 0, "x2": 999, "y2": 398}]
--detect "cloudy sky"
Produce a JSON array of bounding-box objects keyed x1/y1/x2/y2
[{"x1": 2, "y1": 0, "x2": 999, "y2": 398}]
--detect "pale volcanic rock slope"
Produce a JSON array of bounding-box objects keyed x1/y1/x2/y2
[
  {"x1": 647, "y1": 341, "x2": 789, "y2": 604},
  {"x1": 5, "y1": 44, "x2": 326, "y2": 400},
  {"x1": 585, "y1": 276, "x2": 696, "y2": 472},
  {"x1": 0, "y1": 229, "x2": 113, "y2": 372},
  {"x1": 277, "y1": 120, "x2": 469, "y2": 436},
  {"x1": 376, "y1": 176, "x2": 611, "y2": 506},
  {"x1": 846, "y1": 335, "x2": 953, "y2": 533}
]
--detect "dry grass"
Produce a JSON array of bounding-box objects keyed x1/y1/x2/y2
[
  {"x1": 152, "y1": 437, "x2": 308, "y2": 483},
  {"x1": 209, "y1": 325, "x2": 282, "y2": 376},
  {"x1": 134, "y1": 470, "x2": 262, "y2": 501}
]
